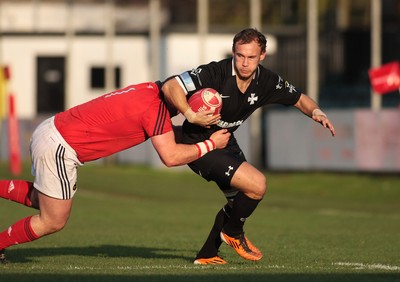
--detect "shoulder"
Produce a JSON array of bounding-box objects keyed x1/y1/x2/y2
[
  {"x1": 256, "y1": 65, "x2": 281, "y2": 88},
  {"x1": 199, "y1": 58, "x2": 231, "y2": 74},
  {"x1": 257, "y1": 67, "x2": 302, "y2": 104},
  {"x1": 143, "y1": 99, "x2": 172, "y2": 136},
  {"x1": 258, "y1": 65, "x2": 277, "y2": 79}
]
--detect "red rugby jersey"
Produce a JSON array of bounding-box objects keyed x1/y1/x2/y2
[{"x1": 54, "y1": 82, "x2": 172, "y2": 163}]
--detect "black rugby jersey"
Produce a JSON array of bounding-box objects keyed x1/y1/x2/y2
[{"x1": 176, "y1": 58, "x2": 302, "y2": 143}]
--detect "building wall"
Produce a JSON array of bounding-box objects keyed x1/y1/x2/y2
[
  {"x1": 1, "y1": 35, "x2": 150, "y2": 118},
  {"x1": 0, "y1": 2, "x2": 165, "y2": 33},
  {"x1": 266, "y1": 109, "x2": 400, "y2": 172}
]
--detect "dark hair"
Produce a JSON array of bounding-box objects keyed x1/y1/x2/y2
[{"x1": 232, "y1": 28, "x2": 267, "y2": 53}]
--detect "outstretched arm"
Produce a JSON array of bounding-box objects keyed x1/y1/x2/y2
[
  {"x1": 294, "y1": 94, "x2": 336, "y2": 137},
  {"x1": 162, "y1": 78, "x2": 220, "y2": 128},
  {"x1": 151, "y1": 129, "x2": 230, "y2": 167}
]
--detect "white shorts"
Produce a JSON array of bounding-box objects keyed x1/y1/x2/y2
[{"x1": 30, "y1": 117, "x2": 83, "y2": 200}]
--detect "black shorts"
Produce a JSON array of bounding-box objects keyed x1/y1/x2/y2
[{"x1": 187, "y1": 136, "x2": 246, "y2": 191}]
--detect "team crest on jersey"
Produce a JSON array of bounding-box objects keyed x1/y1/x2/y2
[
  {"x1": 190, "y1": 68, "x2": 203, "y2": 87},
  {"x1": 285, "y1": 81, "x2": 297, "y2": 93},
  {"x1": 276, "y1": 75, "x2": 284, "y2": 89},
  {"x1": 276, "y1": 75, "x2": 297, "y2": 93},
  {"x1": 190, "y1": 68, "x2": 202, "y2": 76},
  {"x1": 248, "y1": 93, "x2": 258, "y2": 105}
]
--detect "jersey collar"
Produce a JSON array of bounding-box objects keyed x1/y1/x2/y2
[{"x1": 231, "y1": 58, "x2": 261, "y2": 83}]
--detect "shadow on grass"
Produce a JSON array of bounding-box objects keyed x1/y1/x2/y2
[
  {"x1": 2, "y1": 246, "x2": 399, "y2": 282},
  {"x1": 4, "y1": 244, "x2": 193, "y2": 263},
  {"x1": 0, "y1": 273, "x2": 399, "y2": 282}
]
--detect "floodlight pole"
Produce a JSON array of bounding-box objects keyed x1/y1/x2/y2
[
  {"x1": 250, "y1": 0, "x2": 261, "y2": 31},
  {"x1": 65, "y1": 0, "x2": 74, "y2": 110},
  {"x1": 105, "y1": 0, "x2": 115, "y2": 93},
  {"x1": 149, "y1": 0, "x2": 161, "y2": 80},
  {"x1": 197, "y1": 0, "x2": 208, "y2": 64},
  {"x1": 249, "y1": 0, "x2": 262, "y2": 168},
  {"x1": 371, "y1": 0, "x2": 382, "y2": 112},
  {"x1": 307, "y1": 0, "x2": 318, "y2": 103}
]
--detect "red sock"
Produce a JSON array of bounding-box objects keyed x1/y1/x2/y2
[
  {"x1": 0, "y1": 216, "x2": 40, "y2": 249},
  {"x1": 0, "y1": 180, "x2": 34, "y2": 207}
]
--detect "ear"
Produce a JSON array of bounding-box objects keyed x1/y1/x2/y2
[{"x1": 260, "y1": 51, "x2": 266, "y2": 61}]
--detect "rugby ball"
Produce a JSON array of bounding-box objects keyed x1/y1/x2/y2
[{"x1": 188, "y1": 88, "x2": 222, "y2": 116}]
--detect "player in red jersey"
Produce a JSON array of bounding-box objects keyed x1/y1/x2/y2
[{"x1": 0, "y1": 81, "x2": 230, "y2": 263}]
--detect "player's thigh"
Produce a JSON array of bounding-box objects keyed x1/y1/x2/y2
[
  {"x1": 230, "y1": 162, "x2": 266, "y2": 199},
  {"x1": 31, "y1": 117, "x2": 80, "y2": 200},
  {"x1": 38, "y1": 192, "x2": 72, "y2": 228},
  {"x1": 188, "y1": 149, "x2": 244, "y2": 188},
  {"x1": 29, "y1": 192, "x2": 73, "y2": 237}
]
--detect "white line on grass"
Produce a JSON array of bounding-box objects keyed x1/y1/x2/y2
[
  {"x1": 318, "y1": 209, "x2": 400, "y2": 219},
  {"x1": 65, "y1": 264, "x2": 286, "y2": 271},
  {"x1": 333, "y1": 262, "x2": 400, "y2": 271},
  {"x1": 63, "y1": 262, "x2": 399, "y2": 272}
]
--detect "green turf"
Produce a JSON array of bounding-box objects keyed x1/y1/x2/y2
[{"x1": 0, "y1": 162, "x2": 399, "y2": 282}]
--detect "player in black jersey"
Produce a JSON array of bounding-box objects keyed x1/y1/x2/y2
[{"x1": 162, "y1": 28, "x2": 335, "y2": 265}]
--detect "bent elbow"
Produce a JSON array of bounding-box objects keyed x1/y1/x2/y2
[
  {"x1": 163, "y1": 160, "x2": 176, "y2": 168},
  {"x1": 160, "y1": 156, "x2": 179, "y2": 168}
]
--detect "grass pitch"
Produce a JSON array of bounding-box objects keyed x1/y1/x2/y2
[{"x1": 0, "y1": 163, "x2": 399, "y2": 282}]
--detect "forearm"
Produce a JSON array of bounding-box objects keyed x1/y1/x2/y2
[
  {"x1": 294, "y1": 93, "x2": 321, "y2": 117},
  {"x1": 161, "y1": 78, "x2": 217, "y2": 127},
  {"x1": 162, "y1": 78, "x2": 191, "y2": 116},
  {"x1": 161, "y1": 141, "x2": 215, "y2": 167},
  {"x1": 294, "y1": 93, "x2": 335, "y2": 136},
  {"x1": 151, "y1": 131, "x2": 217, "y2": 167}
]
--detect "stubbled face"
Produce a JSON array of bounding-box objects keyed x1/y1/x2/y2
[{"x1": 233, "y1": 40, "x2": 266, "y2": 81}]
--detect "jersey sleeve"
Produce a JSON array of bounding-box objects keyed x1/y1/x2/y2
[
  {"x1": 176, "y1": 61, "x2": 225, "y2": 96},
  {"x1": 260, "y1": 69, "x2": 302, "y2": 106},
  {"x1": 142, "y1": 99, "x2": 173, "y2": 137}
]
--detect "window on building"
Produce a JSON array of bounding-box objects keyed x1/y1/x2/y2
[{"x1": 90, "y1": 66, "x2": 121, "y2": 89}]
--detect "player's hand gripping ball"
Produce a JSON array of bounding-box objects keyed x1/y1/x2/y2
[{"x1": 188, "y1": 88, "x2": 223, "y2": 116}]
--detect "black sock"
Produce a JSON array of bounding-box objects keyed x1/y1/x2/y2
[
  {"x1": 222, "y1": 192, "x2": 261, "y2": 237},
  {"x1": 195, "y1": 204, "x2": 231, "y2": 259}
]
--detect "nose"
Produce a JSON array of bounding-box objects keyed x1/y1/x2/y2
[{"x1": 242, "y1": 58, "x2": 249, "y2": 66}]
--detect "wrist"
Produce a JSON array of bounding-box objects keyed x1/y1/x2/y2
[
  {"x1": 195, "y1": 139, "x2": 216, "y2": 158},
  {"x1": 312, "y1": 108, "x2": 327, "y2": 118},
  {"x1": 184, "y1": 108, "x2": 196, "y2": 122}
]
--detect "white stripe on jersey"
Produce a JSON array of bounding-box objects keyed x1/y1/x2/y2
[{"x1": 177, "y1": 71, "x2": 196, "y2": 92}]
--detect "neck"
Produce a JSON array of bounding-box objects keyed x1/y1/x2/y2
[{"x1": 236, "y1": 76, "x2": 252, "y2": 94}]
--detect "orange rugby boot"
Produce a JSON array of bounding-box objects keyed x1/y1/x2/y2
[
  {"x1": 220, "y1": 231, "x2": 263, "y2": 261},
  {"x1": 193, "y1": 256, "x2": 227, "y2": 265}
]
